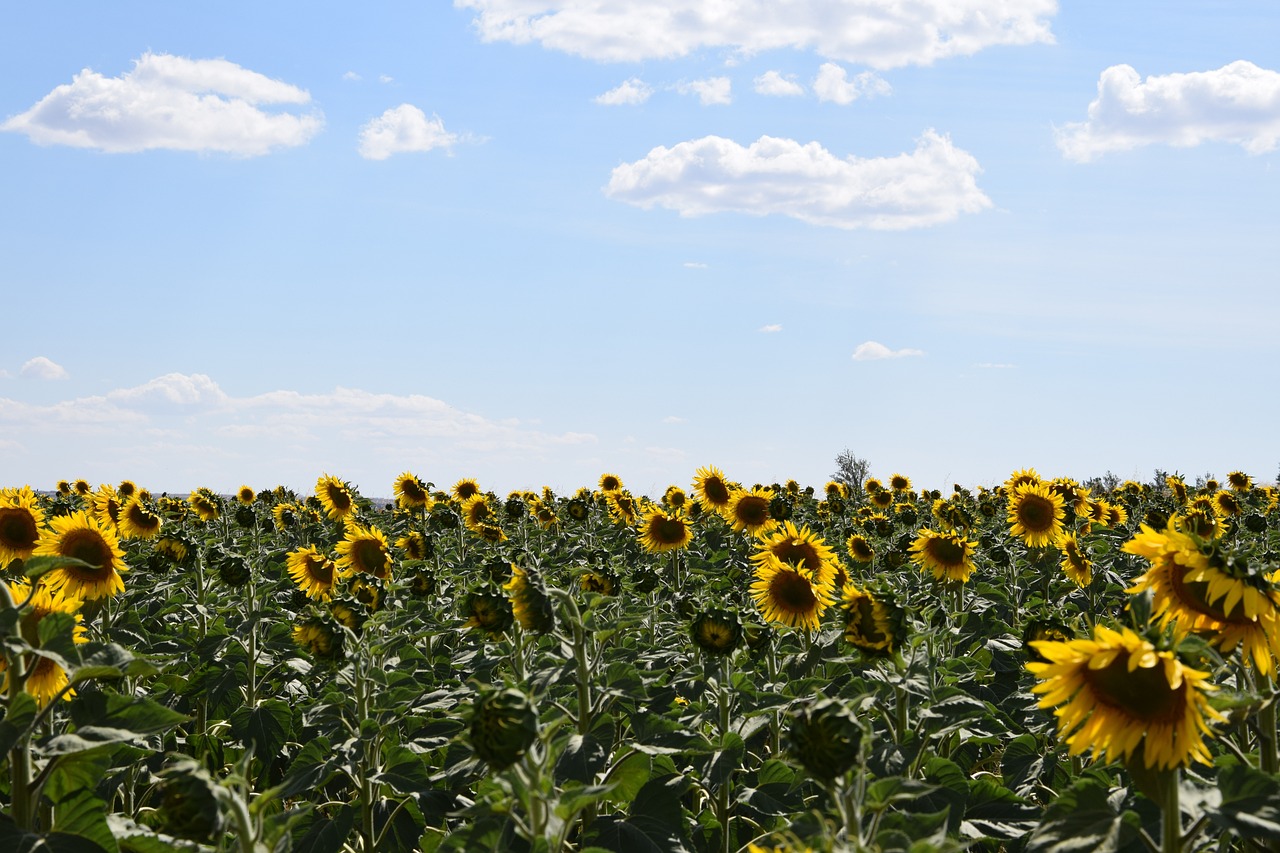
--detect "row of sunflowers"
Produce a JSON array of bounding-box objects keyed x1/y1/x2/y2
[{"x1": 1, "y1": 466, "x2": 1279, "y2": 852}]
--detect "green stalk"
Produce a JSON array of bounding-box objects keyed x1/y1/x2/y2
[
  {"x1": 1260, "y1": 676, "x2": 1278, "y2": 775},
  {"x1": 717, "y1": 653, "x2": 734, "y2": 853},
  {"x1": 1161, "y1": 768, "x2": 1180, "y2": 853}
]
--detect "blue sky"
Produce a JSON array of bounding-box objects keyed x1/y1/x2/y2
[{"x1": 2, "y1": 1, "x2": 1278, "y2": 498}]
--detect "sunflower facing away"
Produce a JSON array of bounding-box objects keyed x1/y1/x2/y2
[
  {"x1": 286, "y1": 545, "x2": 339, "y2": 601},
  {"x1": 34, "y1": 510, "x2": 127, "y2": 600},
  {"x1": 1124, "y1": 521, "x2": 1280, "y2": 674},
  {"x1": 638, "y1": 506, "x2": 692, "y2": 553},
  {"x1": 335, "y1": 523, "x2": 392, "y2": 580},
  {"x1": 909, "y1": 528, "x2": 978, "y2": 583},
  {"x1": 1027, "y1": 624, "x2": 1223, "y2": 770},
  {"x1": 1007, "y1": 482, "x2": 1066, "y2": 548},
  {"x1": 0, "y1": 486, "x2": 44, "y2": 565},
  {"x1": 0, "y1": 579, "x2": 88, "y2": 706}
]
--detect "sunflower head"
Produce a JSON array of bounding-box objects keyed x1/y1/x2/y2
[
  {"x1": 462, "y1": 588, "x2": 514, "y2": 639},
  {"x1": 845, "y1": 533, "x2": 875, "y2": 564},
  {"x1": 286, "y1": 545, "x2": 338, "y2": 601},
  {"x1": 504, "y1": 564, "x2": 555, "y2": 634},
  {"x1": 749, "y1": 559, "x2": 835, "y2": 632},
  {"x1": 566, "y1": 498, "x2": 590, "y2": 522},
  {"x1": 315, "y1": 475, "x2": 359, "y2": 521},
  {"x1": 408, "y1": 567, "x2": 438, "y2": 599},
  {"x1": 690, "y1": 607, "x2": 743, "y2": 656},
  {"x1": 1021, "y1": 617, "x2": 1074, "y2": 663},
  {"x1": 34, "y1": 511, "x2": 127, "y2": 600},
  {"x1": 1007, "y1": 482, "x2": 1066, "y2": 548},
  {"x1": 889, "y1": 473, "x2": 912, "y2": 492},
  {"x1": 598, "y1": 473, "x2": 624, "y2": 493},
  {"x1": 1227, "y1": 470, "x2": 1253, "y2": 492},
  {"x1": 579, "y1": 568, "x2": 618, "y2": 597},
  {"x1": 0, "y1": 487, "x2": 45, "y2": 565},
  {"x1": 235, "y1": 486, "x2": 256, "y2": 506},
  {"x1": 397, "y1": 531, "x2": 433, "y2": 562},
  {"x1": 788, "y1": 696, "x2": 863, "y2": 781},
  {"x1": 394, "y1": 472, "x2": 431, "y2": 509},
  {"x1": 336, "y1": 523, "x2": 392, "y2": 579},
  {"x1": 452, "y1": 478, "x2": 482, "y2": 502},
  {"x1": 292, "y1": 613, "x2": 345, "y2": 663},
  {"x1": 693, "y1": 466, "x2": 733, "y2": 511},
  {"x1": 469, "y1": 686, "x2": 539, "y2": 769},
  {"x1": 840, "y1": 584, "x2": 905, "y2": 657},
  {"x1": 214, "y1": 550, "x2": 252, "y2": 587},
  {"x1": 909, "y1": 528, "x2": 978, "y2": 583},
  {"x1": 155, "y1": 758, "x2": 226, "y2": 843}
]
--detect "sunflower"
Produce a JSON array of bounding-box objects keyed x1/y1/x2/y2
[
  {"x1": 751, "y1": 522, "x2": 842, "y2": 591},
  {"x1": 909, "y1": 528, "x2": 978, "y2": 583},
  {"x1": 889, "y1": 473, "x2": 912, "y2": 493},
  {"x1": 462, "y1": 494, "x2": 500, "y2": 535},
  {"x1": 723, "y1": 487, "x2": 776, "y2": 536},
  {"x1": 845, "y1": 533, "x2": 875, "y2": 564},
  {"x1": 690, "y1": 608, "x2": 743, "y2": 656},
  {"x1": 462, "y1": 589, "x2": 514, "y2": 639},
  {"x1": 1124, "y1": 522, "x2": 1280, "y2": 674},
  {"x1": 531, "y1": 502, "x2": 558, "y2": 530},
  {"x1": 272, "y1": 502, "x2": 300, "y2": 531},
  {"x1": 152, "y1": 536, "x2": 193, "y2": 568},
  {"x1": 565, "y1": 498, "x2": 590, "y2": 522},
  {"x1": 1027, "y1": 624, "x2": 1223, "y2": 770},
  {"x1": 1166, "y1": 475, "x2": 1189, "y2": 505},
  {"x1": 598, "y1": 473, "x2": 624, "y2": 493},
  {"x1": 579, "y1": 569, "x2": 618, "y2": 596},
  {"x1": 286, "y1": 545, "x2": 339, "y2": 600},
  {"x1": 1048, "y1": 478, "x2": 1090, "y2": 515},
  {"x1": 292, "y1": 614, "x2": 344, "y2": 662},
  {"x1": 663, "y1": 485, "x2": 687, "y2": 510},
  {"x1": 397, "y1": 531, "x2": 431, "y2": 562},
  {"x1": 91, "y1": 485, "x2": 123, "y2": 529},
  {"x1": 55, "y1": 481, "x2": 72, "y2": 496},
  {"x1": 1058, "y1": 532, "x2": 1093, "y2": 588},
  {"x1": 394, "y1": 472, "x2": 431, "y2": 509},
  {"x1": 335, "y1": 523, "x2": 392, "y2": 580},
  {"x1": 606, "y1": 492, "x2": 639, "y2": 527},
  {"x1": 749, "y1": 560, "x2": 835, "y2": 631},
  {"x1": 504, "y1": 564, "x2": 555, "y2": 634},
  {"x1": 73, "y1": 480, "x2": 91, "y2": 496},
  {"x1": 0, "y1": 486, "x2": 44, "y2": 565},
  {"x1": 1107, "y1": 502, "x2": 1129, "y2": 528},
  {"x1": 1212, "y1": 490, "x2": 1243, "y2": 518},
  {"x1": 693, "y1": 466, "x2": 733, "y2": 514},
  {"x1": 1007, "y1": 482, "x2": 1065, "y2": 548},
  {"x1": 34, "y1": 511, "x2": 127, "y2": 600},
  {"x1": 117, "y1": 497, "x2": 163, "y2": 540},
  {"x1": 840, "y1": 583, "x2": 904, "y2": 657},
  {"x1": 825, "y1": 481, "x2": 849, "y2": 500},
  {"x1": 188, "y1": 489, "x2": 221, "y2": 523},
  {"x1": 1005, "y1": 468, "x2": 1041, "y2": 490},
  {"x1": 0, "y1": 579, "x2": 87, "y2": 706},
  {"x1": 1227, "y1": 470, "x2": 1253, "y2": 492},
  {"x1": 452, "y1": 478, "x2": 482, "y2": 502},
  {"x1": 315, "y1": 474, "x2": 358, "y2": 521},
  {"x1": 231, "y1": 485, "x2": 254, "y2": 506},
  {"x1": 637, "y1": 506, "x2": 693, "y2": 552}
]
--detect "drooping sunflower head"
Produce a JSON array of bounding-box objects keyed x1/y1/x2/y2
[
  {"x1": 461, "y1": 588, "x2": 514, "y2": 639},
  {"x1": 469, "y1": 686, "x2": 539, "y2": 769},
  {"x1": 315, "y1": 474, "x2": 358, "y2": 521},
  {"x1": 1007, "y1": 482, "x2": 1066, "y2": 548},
  {"x1": 394, "y1": 472, "x2": 431, "y2": 508},
  {"x1": 723, "y1": 487, "x2": 776, "y2": 536},
  {"x1": 840, "y1": 583, "x2": 905, "y2": 657},
  {"x1": 286, "y1": 545, "x2": 338, "y2": 601},
  {"x1": 690, "y1": 607, "x2": 743, "y2": 656},
  {"x1": 34, "y1": 511, "x2": 127, "y2": 600},
  {"x1": 0, "y1": 486, "x2": 45, "y2": 565},
  {"x1": 1027, "y1": 624, "x2": 1224, "y2": 770},
  {"x1": 117, "y1": 497, "x2": 163, "y2": 540},
  {"x1": 335, "y1": 523, "x2": 392, "y2": 580},
  {"x1": 909, "y1": 528, "x2": 978, "y2": 583},
  {"x1": 638, "y1": 506, "x2": 693, "y2": 552},
  {"x1": 503, "y1": 564, "x2": 555, "y2": 634},
  {"x1": 187, "y1": 489, "x2": 222, "y2": 523},
  {"x1": 787, "y1": 696, "x2": 863, "y2": 782},
  {"x1": 693, "y1": 466, "x2": 733, "y2": 512}
]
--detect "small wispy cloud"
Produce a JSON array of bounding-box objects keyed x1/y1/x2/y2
[
  {"x1": 683, "y1": 261, "x2": 708, "y2": 269},
  {"x1": 662, "y1": 415, "x2": 686, "y2": 424},
  {"x1": 758, "y1": 324, "x2": 782, "y2": 333},
  {"x1": 20, "y1": 357, "x2": 68, "y2": 380},
  {"x1": 976, "y1": 362, "x2": 1015, "y2": 369},
  {"x1": 379, "y1": 75, "x2": 394, "y2": 84},
  {"x1": 676, "y1": 77, "x2": 732, "y2": 106},
  {"x1": 343, "y1": 71, "x2": 362, "y2": 82},
  {"x1": 755, "y1": 70, "x2": 805, "y2": 97},
  {"x1": 851, "y1": 341, "x2": 924, "y2": 361},
  {"x1": 595, "y1": 77, "x2": 653, "y2": 106}
]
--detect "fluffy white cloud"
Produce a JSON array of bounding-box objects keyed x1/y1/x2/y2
[
  {"x1": 758, "y1": 324, "x2": 782, "y2": 333},
  {"x1": 595, "y1": 77, "x2": 653, "y2": 105},
  {"x1": 676, "y1": 77, "x2": 731, "y2": 105},
  {"x1": 358, "y1": 104, "x2": 459, "y2": 160},
  {"x1": 1, "y1": 52, "x2": 322, "y2": 155},
  {"x1": 605, "y1": 130, "x2": 992, "y2": 229},
  {"x1": 455, "y1": 0, "x2": 1056, "y2": 67},
  {"x1": 20, "y1": 357, "x2": 68, "y2": 380},
  {"x1": 754, "y1": 71, "x2": 805, "y2": 97},
  {"x1": 0, "y1": 373, "x2": 597, "y2": 491},
  {"x1": 813, "y1": 63, "x2": 890, "y2": 104},
  {"x1": 1057, "y1": 61, "x2": 1280, "y2": 162},
  {"x1": 852, "y1": 341, "x2": 924, "y2": 360}
]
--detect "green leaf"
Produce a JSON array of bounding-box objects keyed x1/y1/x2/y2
[
  {"x1": 704, "y1": 732, "x2": 744, "y2": 792},
  {"x1": 0, "y1": 812, "x2": 112, "y2": 853},
  {"x1": 374, "y1": 746, "x2": 434, "y2": 794},
  {"x1": 70, "y1": 645, "x2": 158, "y2": 685},
  {"x1": 555, "y1": 731, "x2": 610, "y2": 784},
  {"x1": 23, "y1": 555, "x2": 98, "y2": 581},
  {"x1": 1025, "y1": 777, "x2": 1145, "y2": 853},
  {"x1": 0, "y1": 690, "x2": 39, "y2": 754},
  {"x1": 294, "y1": 805, "x2": 354, "y2": 853},
  {"x1": 1207, "y1": 761, "x2": 1280, "y2": 842},
  {"x1": 48, "y1": 788, "x2": 118, "y2": 853},
  {"x1": 109, "y1": 815, "x2": 198, "y2": 853},
  {"x1": 229, "y1": 698, "x2": 293, "y2": 757},
  {"x1": 602, "y1": 751, "x2": 651, "y2": 805},
  {"x1": 69, "y1": 691, "x2": 189, "y2": 736},
  {"x1": 37, "y1": 611, "x2": 81, "y2": 668}
]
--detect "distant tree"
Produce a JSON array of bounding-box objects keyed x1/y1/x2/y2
[{"x1": 831, "y1": 449, "x2": 870, "y2": 494}]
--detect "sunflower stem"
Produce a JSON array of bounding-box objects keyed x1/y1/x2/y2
[
  {"x1": 1260, "y1": 676, "x2": 1278, "y2": 776},
  {"x1": 1160, "y1": 767, "x2": 1180, "y2": 853}
]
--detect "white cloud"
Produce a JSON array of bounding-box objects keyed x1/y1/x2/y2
[
  {"x1": 605, "y1": 130, "x2": 992, "y2": 230},
  {"x1": 343, "y1": 71, "x2": 362, "y2": 81},
  {"x1": 662, "y1": 415, "x2": 686, "y2": 424},
  {"x1": 379, "y1": 75, "x2": 394, "y2": 84},
  {"x1": 676, "y1": 77, "x2": 731, "y2": 105},
  {"x1": 1, "y1": 52, "x2": 322, "y2": 155},
  {"x1": 358, "y1": 104, "x2": 460, "y2": 160},
  {"x1": 1057, "y1": 61, "x2": 1280, "y2": 162},
  {"x1": 683, "y1": 261, "x2": 708, "y2": 268},
  {"x1": 0, "y1": 373, "x2": 597, "y2": 491},
  {"x1": 754, "y1": 71, "x2": 805, "y2": 97},
  {"x1": 20, "y1": 357, "x2": 68, "y2": 380},
  {"x1": 595, "y1": 77, "x2": 653, "y2": 105},
  {"x1": 976, "y1": 362, "x2": 1015, "y2": 369},
  {"x1": 456, "y1": 0, "x2": 1056, "y2": 67},
  {"x1": 813, "y1": 63, "x2": 890, "y2": 104},
  {"x1": 758, "y1": 323, "x2": 782, "y2": 333},
  {"x1": 852, "y1": 341, "x2": 924, "y2": 360}
]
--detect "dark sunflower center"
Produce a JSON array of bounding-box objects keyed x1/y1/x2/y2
[
  {"x1": 328, "y1": 489, "x2": 352, "y2": 511},
  {"x1": 1084, "y1": 653, "x2": 1188, "y2": 724},
  {"x1": 770, "y1": 570, "x2": 818, "y2": 612},
  {"x1": 925, "y1": 536, "x2": 966, "y2": 567},
  {"x1": 353, "y1": 540, "x2": 386, "y2": 575},
  {"x1": 0, "y1": 509, "x2": 39, "y2": 549},
  {"x1": 734, "y1": 496, "x2": 770, "y2": 526},
  {"x1": 772, "y1": 540, "x2": 819, "y2": 571},
  {"x1": 62, "y1": 530, "x2": 109, "y2": 573},
  {"x1": 850, "y1": 539, "x2": 873, "y2": 561},
  {"x1": 651, "y1": 517, "x2": 687, "y2": 544},
  {"x1": 704, "y1": 479, "x2": 730, "y2": 504},
  {"x1": 307, "y1": 557, "x2": 334, "y2": 584},
  {"x1": 1170, "y1": 568, "x2": 1249, "y2": 624},
  {"x1": 851, "y1": 597, "x2": 886, "y2": 643},
  {"x1": 1017, "y1": 495, "x2": 1056, "y2": 532}
]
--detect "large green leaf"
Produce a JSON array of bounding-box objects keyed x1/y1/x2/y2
[
  {"x1": 1207, "y1": 761, "x2": 1280, "y2": 842},
  {"x1": 1025, "y1": 777, "x2": 1146, "y2": 853}
]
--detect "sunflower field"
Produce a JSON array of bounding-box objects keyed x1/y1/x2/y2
[{"x1": 2, "y1": 467, "x2": 1280, "y2": 852}]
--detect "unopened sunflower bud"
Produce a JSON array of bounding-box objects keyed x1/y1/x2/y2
[
  {"x1": 690, "y1": 608, "x2": 742, "y2": 656},
  {"x1": 155, "y1": 758, "x2": 225, "y2": 843},
  {"x1": 788, "y1": 697, "x2": 862, "y2": 782},
  {"x1": 470, "y1": 687, "x2": 538, "y2": 769}
]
